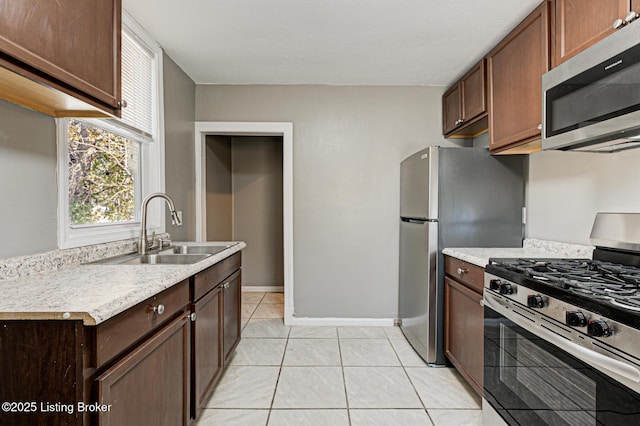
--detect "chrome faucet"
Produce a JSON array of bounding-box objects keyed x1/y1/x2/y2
[{"x1": 139, "y1": 193, "x2": 182, "y2": 255}]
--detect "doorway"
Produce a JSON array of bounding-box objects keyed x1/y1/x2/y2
[
  {"x1": 194, "y1": 122, "x2": 294, "y2": 325},
  {"x1": 206, "y1": 135, "x2": 284, "y2": 291}
]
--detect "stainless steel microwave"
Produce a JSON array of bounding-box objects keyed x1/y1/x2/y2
[{"x1": 542, "y1": 20, "x2": 640, "y2": 153}]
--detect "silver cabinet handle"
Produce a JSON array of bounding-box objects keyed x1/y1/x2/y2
[
  {"x1": 537, "y1": 123, "x2": 542, "y2": 131},
  {"x1": 480, "y1": 299, "x2": 485, "y2": 307},
  {"x1": 117, "y1": 100, "x2": 128, "y2": 109},
  {"x1": 190, "y1": 312, "x2": 197, "y2": 321},
  {"x1": 626, "y1": 11, "x2": 639, "y2": 24},
  {"x1": 457, "y1": 267, "x2": 468, "y2": 275},
  {"x1": 613, "y1": 18, "x2": 626, "y2": 29},
  {"x1": 454, "y1": 119, "x2": 463, "y2": 125},
  {"x1": 151, "y1": 303, "x2": 165, "y2": 315},
  {"x1": 223, "y1": 282, "x2": 230, "y2": 289}
]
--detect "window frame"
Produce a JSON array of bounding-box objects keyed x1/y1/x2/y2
[{"x1": 56, "y1": 12, "x2": 165, "y2": 249}]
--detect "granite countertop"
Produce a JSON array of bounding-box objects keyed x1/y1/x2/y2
[
  {"x1": 442, "y1": 239, "x2": 594, "y2": 268},
  {"x1": 0, "y1": 241, "x2": 245, "y2": 325}
]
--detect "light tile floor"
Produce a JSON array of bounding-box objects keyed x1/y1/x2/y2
[{"x1": 196, "y1": 292, "x2": 482, "y2": 426}]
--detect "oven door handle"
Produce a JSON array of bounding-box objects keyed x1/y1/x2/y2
[{"x1": 484, "y1": 293, "x2": 640, "y2": 383}]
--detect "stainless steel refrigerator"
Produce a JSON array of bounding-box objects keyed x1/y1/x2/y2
[{"x1": 399, "y1": 146, "x2": 524, "y2": 366}]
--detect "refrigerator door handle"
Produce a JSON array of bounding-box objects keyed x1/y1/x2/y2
[{"x1": 401, "y1": 217, "x2": 438, "y2": 224}]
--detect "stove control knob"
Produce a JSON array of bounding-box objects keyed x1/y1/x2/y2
[
  {"x1": 565, "y1": 311, "x2": 587, "y2": 327},
  {"x1": 588, "y1": 320, "x2": 612, "y2": 338},
  {"x1": 527, "y1": 294, "x2": 545, "y2": 308},
  {"x1": 500, "y1": 283, "x2": 515, "y2": 295},
  {"x1": 489, "y1": 279, "x2": 502, "y2": 291}
]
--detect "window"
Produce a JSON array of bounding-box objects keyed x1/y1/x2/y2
[{"x1": 57, "y1": 13, "x2": 165, "y2": 249}]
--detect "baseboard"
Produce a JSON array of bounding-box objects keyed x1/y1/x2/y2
[
  {"x1": 242, "y1": 286, "x2": 284, "y2": 293},
  {"x1": 284, "y1": 316, "x2": 395, "y2": 327}
]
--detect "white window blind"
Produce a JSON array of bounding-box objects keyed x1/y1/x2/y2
[{"x1": 120, "y1": 30, "x2": 154, "y2": 139}]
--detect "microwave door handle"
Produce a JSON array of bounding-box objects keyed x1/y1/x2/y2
[{"x1": 483, "y1": 294, "x2": 640, "y2": 383}]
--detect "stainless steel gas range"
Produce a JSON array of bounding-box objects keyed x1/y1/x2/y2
[{"x1": 482, "y1": 213, "x2": 640, "y2": 425}]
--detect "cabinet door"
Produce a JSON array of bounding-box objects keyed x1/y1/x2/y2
[
  {"x1": 444, "y1": 277, "x2": 483, "y2": 397},
  {"x1": 488, "y1": 2, "x2": 549, "y2": 152},
  {"x1": 552, "y1": 0, "x2": 629, "y2": 67},
  {"x1": 0, "y1": 0, "x2": 121, "y2": 108},
  {"x1": 96, "y1": 313, "x2": 190, "y2": 426},
  {"x1": 192, "y1": 286, "x2": 222, "y2": 414},
  {"x1": 461, "y1": 59, "x2": 486, "y2": 124},
  {"x1": 442, "y1": 84, "x2": 462, "y2": 135},
  {"x1": 223, "y1": 270, "x2": 242, "y2": 364}
]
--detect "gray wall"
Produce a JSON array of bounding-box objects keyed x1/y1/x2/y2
[
  {"x1": 206, "y1": 135, "x2": 233, "y2": 241},
  {"x1": 196, "y1": 85, "x2": 459, "y2": 318},
  {"x1": 0, "y1": 100, "x2": 57, "y2": 258},
  {"x1": 527, "y1": 149, "x2": 640, "y2": 245},
  {"x1": 163, "y1": 54, "x2": 196, "y2": 240},
  {"x1": 232, "y1": 137, "x2": 284, "y2": 287}
]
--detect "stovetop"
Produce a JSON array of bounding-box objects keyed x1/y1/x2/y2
[{"x1": 486, "y1": 257, "x2": 640, "y2": 329}]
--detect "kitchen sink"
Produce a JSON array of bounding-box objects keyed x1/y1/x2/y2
[
  {"x1": 92, "y1": 253, "x2": 211, "y2": 265},
  {"x1": 91, "y1": 242, "x2": 236, "y2": 265},
  {"x1": 160, "y1": 243, "x2": 236, "y2": 256}
]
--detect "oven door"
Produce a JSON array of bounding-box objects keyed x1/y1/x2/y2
[{"x1": 484, "y1": 293, "x2": 640, "y2": 426}]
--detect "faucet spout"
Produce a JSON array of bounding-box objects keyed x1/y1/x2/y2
[{"x1": 139, "y1": 193, "x2": 182, "y2": 255}]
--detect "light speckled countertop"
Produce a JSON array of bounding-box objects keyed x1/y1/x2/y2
[
  {"x1": 0, "y1": 242, "x2": 245, "y2": 325},
  {"x1": 442, "y1": 239, "x2": 594, "y2": 268}
]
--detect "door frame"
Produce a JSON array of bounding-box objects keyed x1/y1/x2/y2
[{"x1": 194, "y1": 121, "x2": 294, "y2": 325}]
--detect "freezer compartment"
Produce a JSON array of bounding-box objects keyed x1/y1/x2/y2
[{"x1": 399, "y1": 147, "x2": 438, "y2": 220}]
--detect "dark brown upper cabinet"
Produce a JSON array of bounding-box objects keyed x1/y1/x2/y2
[
  {"x1": 442, "y1": 59, "x2": 487, "y2": 137},
  {"x1": 0, "y1": 0, "x2": 122, "y2": 117},
  {"x1": 551, "y1": 0, "x2": 631, "y2": 68},
  {"x1": 488, "y1": 2, "x2": 549, "y2": 154}
]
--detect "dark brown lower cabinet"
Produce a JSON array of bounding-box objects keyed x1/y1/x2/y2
[
  {"x1": 0, "y1": 253, "x2": 243, "y2": 425},
  {"x1": 444, "y1": 256, "x2": 484, "y2": 397},
  {"x1": 96, "y1": 313, "x2": 190, "y2": 426},
  {"x1": 191, "y1": 256, "x2": 242, "y2": 419},
  {"x1": 193, "y1": 285, "x2": 222, "y2": 413},
  {"x1": 223, "y1": 270, "x2": 242, "y2": 364}
]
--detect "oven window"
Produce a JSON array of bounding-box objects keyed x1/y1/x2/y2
[
  {"x1": 485, "y1": 311, "x2": 640, "y2": 426},
  {"x1": 500, "y1": 323, "x2": 596, "y2": 425}
]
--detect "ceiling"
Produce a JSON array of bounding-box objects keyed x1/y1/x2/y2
[{"x1": 122, "y1": 0, "x2": 542, "y2": 87}]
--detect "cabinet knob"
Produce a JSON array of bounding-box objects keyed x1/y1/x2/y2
[
  {"x1": 455, "y1": 119, "x2": 463, "y2": 125},
  {"x1": 456, "y1": 267, "x2": 468, "y2": 275},
  {"x1": 480, "y1": 299, "x2": 485, "y2": 307},
  {"x1": 223, "y1": 282, "x2": 230, "y2": 289},
  {"x1": 117, "y1": 99, "x2": 128, "y2": 109},
  {"x1": 613, "y1": 18, "x2": 626, "y2": 29},
  {"x1": 151, "y1": 303, "x2": 165, "y2": 315},
  {"x1": 190, "y1": 312, "x2": 197, "y2": 321},
  {"x1": 625, "y1": 11, "x2": 639, "y2": 24},
  {"x1": 537, "y1": 123, "x2": 542, "y2": 131}
]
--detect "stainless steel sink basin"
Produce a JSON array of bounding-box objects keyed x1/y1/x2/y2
[
  {"x1": 93, "y1": 253, "x2": 211, "y2": 265},
  {"x1": 91, "y1": 242, "x2": 236, "y2": 265},
  {"x1": 161, "y1": 244, "x2": 235, "y2": 256}
]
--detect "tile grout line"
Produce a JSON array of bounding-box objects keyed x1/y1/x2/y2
[
  {"x1": 265, "y1": 295, "x2": 290, "y2": 426},
  {"x1": 336, "y1": 328, "x2": 352, "y2": 426},
  {"x1": 387, "y1": 329, "x2": 436, "y2": 425}
]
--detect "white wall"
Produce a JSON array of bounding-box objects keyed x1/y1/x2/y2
[
  {"x1": 195, "y1": 85, "x2": 462, "y2": 318},
  {"x1": 527, "y1": 149, "x2": 640, "y2": 245}
]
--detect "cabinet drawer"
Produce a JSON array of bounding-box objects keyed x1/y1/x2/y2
[
  {"x1": 95, "y1": 279, "x2": 189, "y2": 368},
  {"x1": 444, "y1": 256, "x2": 484, "y2": 293},
  {"x1": 194, "y1": 253, "x2": 241, "y2": 301}
]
